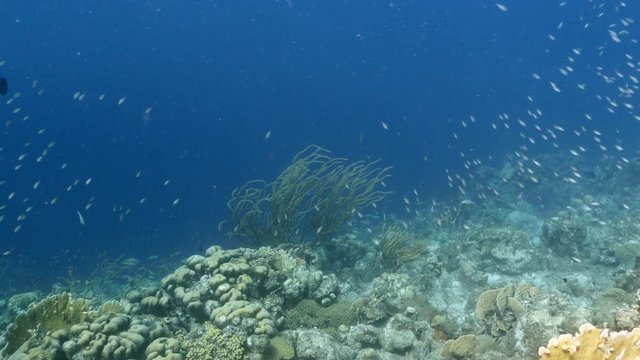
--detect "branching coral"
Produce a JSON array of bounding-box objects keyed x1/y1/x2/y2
[{"x1": 226, "y1": 145, "x2": 390, "y2": 246}]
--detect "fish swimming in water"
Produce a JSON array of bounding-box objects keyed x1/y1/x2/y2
[{"x1": 0, "y1": 77, "x2": 6, "y2": 95}]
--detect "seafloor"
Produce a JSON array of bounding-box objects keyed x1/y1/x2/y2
[{"x1": 2, "y1": 152, "x2": 640, "y2": 359}]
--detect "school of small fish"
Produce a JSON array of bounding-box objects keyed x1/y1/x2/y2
[
  {"x1": 0, "y1": 0, "x2": 638, "y2": 258},
  {"x1": 0, "y1": 81, "x2": 183, "y2": 249},
  {"x1": 397, "y1": 0, "x2": 639, "y2": 218}
]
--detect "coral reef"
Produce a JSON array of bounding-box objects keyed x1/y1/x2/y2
[
  {"x1": 155, "y1": 245, "x2": 339, "y2": 334},
  {"x1": 5, "y1": 152, "x2": 640, "y2": 359},
  {"x1": 0, "y1": 245, "x2": 341, "y2": 359},
  {"x1": 541, "y1": 215, "x2": 588, "y2": 256}
]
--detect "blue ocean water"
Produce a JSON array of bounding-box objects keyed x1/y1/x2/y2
[{"x1": 0, "y1": 0, "x2": 637, "y2": 293}]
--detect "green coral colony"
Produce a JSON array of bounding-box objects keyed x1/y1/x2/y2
[{"x1": 4, "y1": 146, "x2": 640, "y2": 360}]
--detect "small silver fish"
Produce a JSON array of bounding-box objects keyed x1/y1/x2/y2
[{"x1": 77, "y1": 210, "x2": 85, "y2": 226}]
